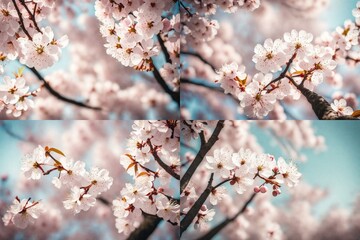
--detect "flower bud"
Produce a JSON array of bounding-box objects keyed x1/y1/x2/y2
[
  {"x1": 200, "y1": 205, "x2": 207, "y2": 211},
  {"x1": 260, "y1": 186, "x2": 267, "y2": 193}
]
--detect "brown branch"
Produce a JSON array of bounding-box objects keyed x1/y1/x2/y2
[
  {"x1": 263, "y1": 52, "x2": 297, "y2": 90},
  {"x1": 19, "y1": 0, "x2": 42, "y2": 33},
  {"x1": 180, "y1": 173, "x2": 214, "y2": 236},
  {"x1": 196, "y1": 193, "x2": 257, "y2": 240},
  {"x1": 147, "y1": 139, "x2": 180, "y2": 180},
  {"x1": 286, "y1": 76, "x2": 358, "y2": 120},
  {"x1": 12, "y1": 0, "x2": 32, "y2": 40},
  {"x1": 180, "y1": 120, "x2": 225, "y2": 194},
  {"x1": 28, "y1": 67, "x2": 102, "y2": 111},
  {"x1": 181, "y1": 51, "x2": 216, "y2": 72}
]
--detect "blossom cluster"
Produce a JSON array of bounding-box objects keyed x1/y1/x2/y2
[
  {"x1": 5, "y1": 145, "x2": 113, "y2": 228},
  {"x1": 114, "y1": 120, "x2": 180, "y2": 235},
  {"x1": 2, "y1": 197, "x2": 43, "y2": 229},
  {"x1": 0, "y1": 0, "x2": 68, "y2": 70},
  {"x1": 181, "y1": 146, "x2": 301, "y2": 230},
  {"x1": 216, "y1": 11, "x2": 360, "y2": 118},
  {"x1": 0, "y1": 68, "x2": 40, "y2": 117},
  {"x1": 181, "y1": 0, "x2": 260, "y2": 46},
  {"x1": 94, "y1": 0, "x2": 180, "y2": 90}
]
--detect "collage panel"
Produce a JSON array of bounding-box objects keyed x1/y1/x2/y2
[
  {"x1": 0, "y1": 120, "x2": 180, "y2": 239},
  {"x1": 180, "y1": 0, "x2": 360, "y2": 120},
  {"x1": 1, "y1": 0, "x2": 360, "y2": 240},
  {"x1": 180, "y1": 120, "x2": 360, "y2": 239},
  {"x1": 0, "y1": 1, "x2": 180, "y2": 120}
]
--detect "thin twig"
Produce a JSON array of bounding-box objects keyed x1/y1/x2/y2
[
  {"x1": 181, "y1": 78, "x2": 224, "y2": 93},
  {"x1": 19, "y1": 0, "x2": 42, "y2": 33},
  {"x1": 147, "y1": 139, "x2": 180, "y2": 180},
  {"x1": 11, "y1": 0, "x2": 32, "y2": 40},
  {"x1": 181, "y1": 51, "x2": 216, "y2": 72},
  {"x1": 28, "y1": 67, "x2": 102, "y2": 111},
  {"x1": 180, "y1": 1, "x2": 193, "y2": 17}
]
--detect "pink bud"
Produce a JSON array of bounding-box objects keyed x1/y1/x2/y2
[
  {"x1": 157, "y1": 187, "x2": 164, "y2": 193},
  {"x1": 272, "y1": 191, "x2": 278, "y2": 197},
  {"x1": 200, "y1": 205, "x2": 207, "y2": 211},
  {"x1": 254, "y1": 186, "x2": 260, "y2": 193},
  {"x1": 260, "y1": 186, "x2": 267, "y2": 193}
]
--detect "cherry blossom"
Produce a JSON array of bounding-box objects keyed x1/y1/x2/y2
[
  {"x1": 205, "y1": 147, "x2": 234, "y2": 178},
  {"x1": 19, "y1": 145, "x2": 113, "y2": 215},
  {"x1": 2, "y1": 197, "x2": 43, "y2": 229},
  {"x1": 181, "y1": 1, "x2": 360, "y2": 120},
  {"x1": 63, "y1": 187, "x2": 96, "y2": 214},
  {"x1": 331, "y1": 98, "x2": 354, "y2": 116},
  {"x1": 21, "y1": 145, "x2": 49, "y2": 180},
  {"x1": 215, "y1": 62, "x2": 247, "y2": 95},
  {"x1": 194, "y1": 208, "x2": 215, "y2": 231},
  {"x1": 283, "y1": 30, "x2": 313, "y2": 58},
  {"x1": 114, "y1": 120, "x2": 180, "y2": 235},
  {"x1": 277, "y1": 157, "x2": 302, "y2": 187},
  {"x1": 253, "y1": 39, "x2": 287, "y2": 73}
]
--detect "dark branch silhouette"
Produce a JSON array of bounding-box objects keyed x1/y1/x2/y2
[
  {"x1": 126, "y1": 213, "x2": 163, "y2": 240},
  {"x1": 180, "y1": 173, "x2": 214, "y2": 235},
  {"x1": 151, "y1": 62, "x2": 180, "y2": 107},
  {"x1": 180, "y1": 120, "x2": 225, "y2": 194}
]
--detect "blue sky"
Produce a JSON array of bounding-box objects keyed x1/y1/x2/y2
[{"x1": 252, "y1": 121, "x2": 360, "y2": 216}]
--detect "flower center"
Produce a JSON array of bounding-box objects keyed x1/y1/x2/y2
[
  {"x1": 265, "y1": 52, "x2": 273, "y2": 60},
  {"x1": 36, "y1": 46, "x2": 45, "y2": 54},
  {"x1": 8, "y1": 86, "x2": 17, "y2": 94}
]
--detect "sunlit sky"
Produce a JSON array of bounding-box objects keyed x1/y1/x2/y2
[{"x1": 252, "y1": 121, "x2": 360, "y2": 216}]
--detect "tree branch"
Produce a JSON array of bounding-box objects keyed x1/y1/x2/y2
[
  {"x1": 27, "y1": 67, "x2": 102, "y2": 111},
  {"x1": 181, "y1": 51, "x2": 216, "y2": 72},
  {"x1": 126, "y1": 213, "x2": 163, "y2": 240},
  {"x1": 180, "y1": 120, "x2": 225, "y2": 194},
  {"x1": 180, "y1": 173, "x2": 214, "y2": 236},
  {"x1": 263, "y1": 52, "x2": 297, "y2": 90},
  {"x1": 12, "y1": 0, "x2": 32, "y2": 40},
  {"x1": 287, "y1": 76, "x2": 358, "y2": 120},
  {"x1": 151, "y1": 62, "x2": 180, "y2": 107},
  {"x1": 147, "y1": 139, "x2": 180, "y2": 180},
  {"x1": 19, "y1": 0, "x2": 42, "y2": 33},
  {"x1": 157, "y1": 34, "x2": 172, "y2": 64},
  {"x1": 196, "y1": 193, "x2": 257, "y2": 240},
  {"x1": 181, "y1": 78, "x2": 224, "y2": 93}
]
